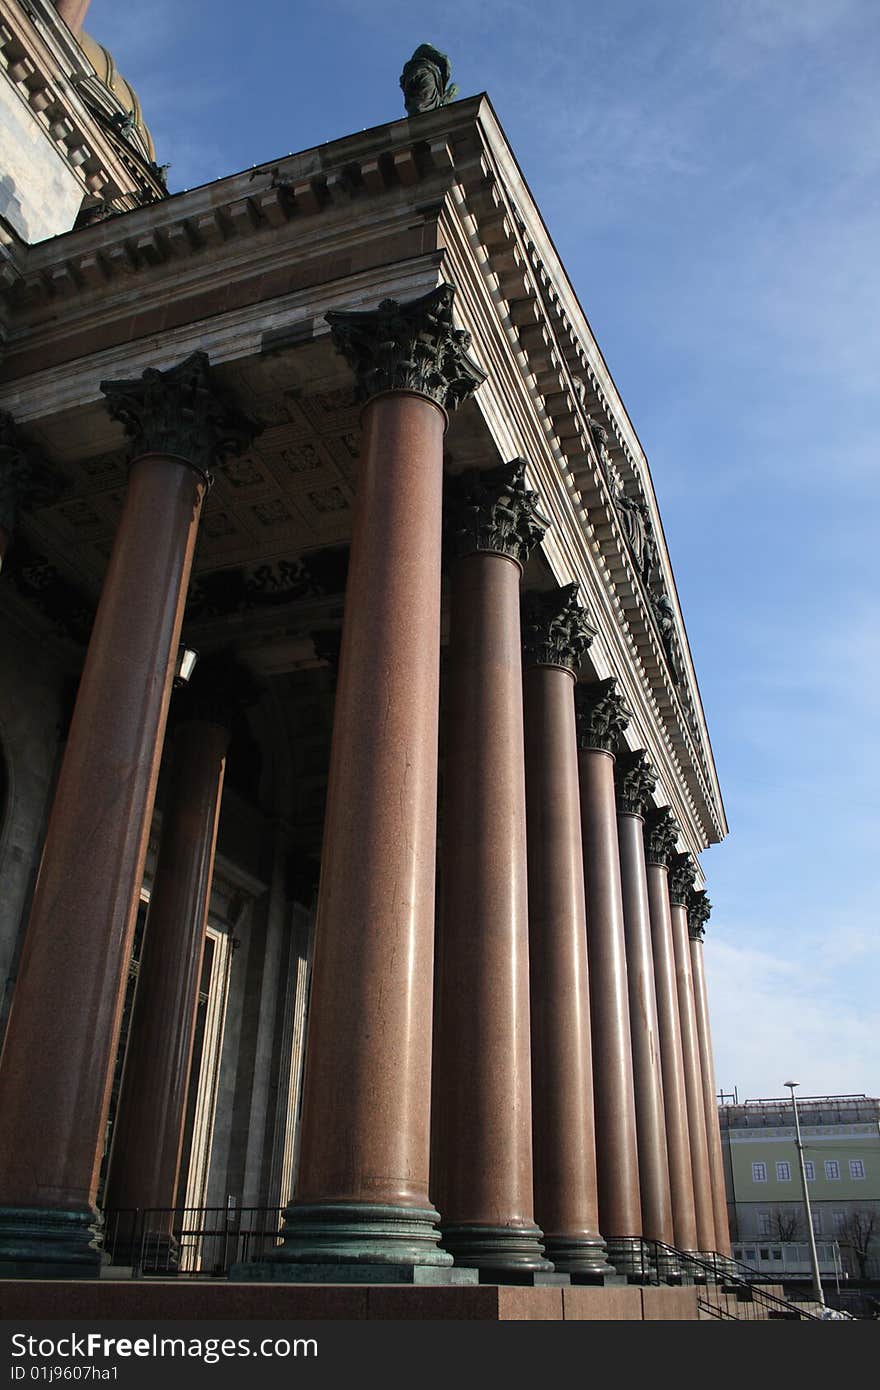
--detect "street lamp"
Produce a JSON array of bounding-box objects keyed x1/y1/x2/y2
[{"x1": 784, "y1": 1081, "x2": 825, "y2": 1308}]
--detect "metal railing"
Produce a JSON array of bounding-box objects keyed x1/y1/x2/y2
[
  {"x1": 620, "y1": 1237, "x2": 824, "y2": 1320},
  {"x1": 101, "y1": 1207, "x2": 284, "y2": 1277},
  {"x1": 99, "y1": 1211, "x2": 839, "y2": 1314}
]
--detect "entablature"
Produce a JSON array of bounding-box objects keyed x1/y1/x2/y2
[{"x1": 0, "y1": 92, "x2": 725, "y2": 851}]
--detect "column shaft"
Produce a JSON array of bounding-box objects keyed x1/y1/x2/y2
[
  {"x1": 578, "y1": 751, "x2": 642, "y2": 1249},
  {"x1": 524, "y1": 663, "x2": 608, "y2": 1275},
  {"x1": 285, "y1": 391, "x2": 447, "y2": 1262},
  {"x1": 434, "y1": 551, "x2": 548, "y2": 1270},
  {"x1": 690, "y1": 933, "x2": 731, "y2": 1254},
  {"x1": 104, "y1": 718, "x2": 228, "y2": 1226},
  {"x1": 645, "y1": 863, "x2": 698, "y2": 1252},
  {"x1": 617, "y1": 813, "x2": 674, "y2": 1244},
  {"x1": 0, "y1": 453, "x2": 205, "y2": 1270},
  {"x1": 670, "y1": 899, "x2": 716, "y2": 1252}
]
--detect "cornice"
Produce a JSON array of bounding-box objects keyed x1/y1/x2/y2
[
  {"x1": 0, "y1": 0, "x2": 165, "y2": 213},
  {"x1": 450, "y1": 102, "x2": 725, "y2": 845},
  {"x1": 436, "y1": 104, "x2": 725, "y2": 846},
  {"x1": 0, "y1": 109, "x2": 472, "y2": 314},
  {"x1": 435, "y1": 189, "x2": 714, "y2": 856}
]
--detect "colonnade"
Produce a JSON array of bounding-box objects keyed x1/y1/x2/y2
[{"x1": 0, "y1": 285, "x2": 729, "y2": 1280}]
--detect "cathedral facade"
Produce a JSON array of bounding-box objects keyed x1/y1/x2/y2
[{"x1": 0, "y1": 2, "x2": 731, "y2": 1314}]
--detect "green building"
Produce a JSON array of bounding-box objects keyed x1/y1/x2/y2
[{"x1": 719, "y1": 1095, "x2": 880, "y2": 1281}]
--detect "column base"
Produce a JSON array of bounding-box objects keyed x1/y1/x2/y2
[
  {"x1": 441, "y1": 1222, "x2": 554, "y2": 1274},
  {"x1": 605, "y1": 1235, "x2": 655, "y2": 1282},
  {"x1": 0, "y1": 1206, "x2": 102, "y2": 1280},
  {"x1": 258, "y1": 1201, "x2": 453, "y2": 1269},
  {"x1": 541, "y1": 1232, "x2": 617, "y2": 1280},
  {"x1": 652, "y1": 1246, "x2": 685, "y2": 1283}
]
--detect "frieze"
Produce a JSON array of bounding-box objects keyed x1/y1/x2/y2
[
  {"x1": 445, "y1": 457, "x2": 547, "y2": 567},
  {"x1": 643, "y1": 806, "x2": 679, "y2": 867},
  {"x1": 326, "y1": 284, "x2": 485, "y2": 412},
  {"x1": 101, "y1": 351, "x2": 258, "y2": 479},
  {"x1": 668, "y1": 852, "x2": 697, "y2": 907},
  {"x1": 614, "y1": 748, "x2": 657, "y2": 817},
  {"x1": 185, "y1": 546, "x2": 349, "y2": 621},
  {"x1": 574, "y1": 677, "x2": 631, "y2": 754},
  {"x1": 520, "y1": 582, "x2": 595, "y2": 671}
]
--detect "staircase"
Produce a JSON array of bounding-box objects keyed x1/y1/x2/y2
[{"x1": 624, "y1": 1239, "x2": 824, "y2": 1321}]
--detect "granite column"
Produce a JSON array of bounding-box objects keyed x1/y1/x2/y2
[
  {"x1": 575, "y1": 679, "x2": 643, "y2": 1275},
  {"x1": 614, "y1": 751, "x2": 675, "y2": 1249},
  {"x1": 433, "y1": 458, "x2": 551, "y2": 1276},
  {"x1": 643, "y1": 809, "x2": 699, "y2": 1254},
  {"x1": 103, "y1": 692, "x2": 233, "y2": 1260},
  {"x1": 688, "y1": 890, "x2": 731, "y2": 1255},
  {"x1": 269, "y1": 285, "x2": 485, "y2": 1274},
  {"x1": 521, "y1": 585, "x2": 612, "y2": 1279},
  {"x1": 0, "y1": 353, "x2": 252, "y2": 1277},
  {"x1": 669, "y1": 855, "x2": 716, "y2": 1255}
]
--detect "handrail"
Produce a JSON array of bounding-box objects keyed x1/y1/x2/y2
[{"x1": 633, "y1": 1237, "x2": 823, "y2": 1320}]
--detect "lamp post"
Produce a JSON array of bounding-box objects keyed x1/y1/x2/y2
[{"x1": 784, "y1": 1081, "x2": 825, "y2": 1308}]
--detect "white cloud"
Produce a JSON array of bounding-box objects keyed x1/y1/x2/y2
[{"x1": 705, "y1": 936, "x2": 878, "y2": 1100}]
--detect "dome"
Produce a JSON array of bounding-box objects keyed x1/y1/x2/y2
[{"x1": 78, "y1": 31, "x2": 156, "y2": 161}]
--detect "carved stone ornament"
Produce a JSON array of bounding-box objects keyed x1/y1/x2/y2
[
  {"x1": 614, "y1": 748, "x2": 657, "y2": 817},
  {"x1": 687, "y1": 888, "x2": 712, "y2": 941},
  {"x1": 574, "y1": 677, "x2": 631, "y2": 754},
  {"x1": 521, "y1": 582, "x2": 596, "y2": 672},
  {"x1": 399, "y1": 44, "x2": 458, "y2": 115},
  {"x1": 0, "y1": 413, "x2": 61, "y2": 535},
  {"x1": 651, "y1": 590, "x2": 681, "y2": 685},
  {"x1": 100, "y1": 351, "x2": 258, "y2": 479},
  {"x1": 445, "y1": 457, "x2": 547, "y2": 567},
  {"x1": 326, "y1": 284, "x2": 486, "y2": 413},
  {"x1": 643, "y1": 806, "x2": 679, "y2": 868},
  {"x1": 668, "y1": 852, "x2": 697, "y2": 907}
]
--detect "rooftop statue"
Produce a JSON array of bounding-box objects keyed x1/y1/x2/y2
[{"x1": 400, "y1": 44, "x2": 458, "y2": 115}]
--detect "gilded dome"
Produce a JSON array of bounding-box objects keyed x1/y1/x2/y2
[{"x1": 78, "y1": 30, "x2": 156, "y2": 161}]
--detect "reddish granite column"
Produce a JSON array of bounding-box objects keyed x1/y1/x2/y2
[
  {"x1": 0, "y1": 353, "x2": 252, "y2": 1277},
  {"x1": 643, "y1": 809, "x2": 698, "y2": 1254},
  {"x1": 433, "y1": 459, "x2": 551, "y2": 1275},
  {"x1": 272, "y1": 286, "x2": 485, "y2": 1272},
  {"x1": 103, "y1": 705, "x2": 230, "y2": 1252},
  {"x1": 688, "y1": 890, "x2": 731, "y2": 1255},
  {"x1": 669, "y1": 854, "x2": 716, "y2": 1255},
  {"x1": 575, "y1": 678, "x2": 643, "y2": 1275},
  {"x1": 521, "y1": 585, "x2": 613, "y2": 1279},
  {"x1": 614, "y1": 750, "x2": 675, "y2": 1248}
]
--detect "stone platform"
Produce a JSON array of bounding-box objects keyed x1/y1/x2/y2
[{"x1": 0, "y1": 1280, "x2": 698, "y2": 1321}]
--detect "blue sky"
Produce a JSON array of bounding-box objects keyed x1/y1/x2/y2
[{"x1": 86, "y1": 0, "x2": 879, "y2": 1103}]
